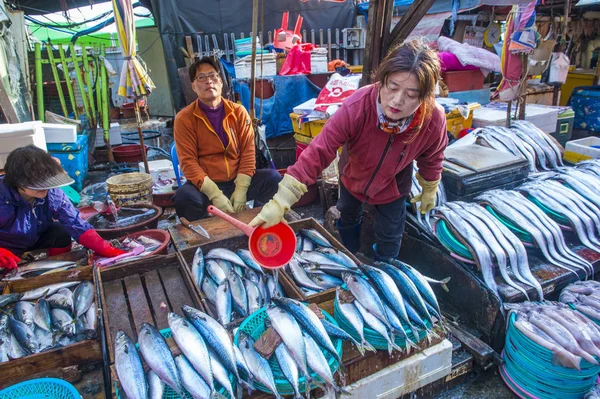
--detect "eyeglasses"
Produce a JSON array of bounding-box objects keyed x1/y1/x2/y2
[{"x1": 195, "y1": 72, "x2": 220, "y2": 82}]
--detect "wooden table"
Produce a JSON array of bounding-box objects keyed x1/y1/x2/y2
[{"x1": 168, "y1": 207, "x2": 301, "y2": 251}]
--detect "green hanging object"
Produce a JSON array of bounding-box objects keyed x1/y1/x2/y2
[{"x1": 60, "y1": 185, "x2": 80, "y2": 206}]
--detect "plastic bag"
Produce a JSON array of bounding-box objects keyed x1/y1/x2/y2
[
  {"x1": 279, "y1": 43, "x2": 314, "y2": 75},
  {"x1": 315, "y1": 73, "x2": 362, "y2": 108}
]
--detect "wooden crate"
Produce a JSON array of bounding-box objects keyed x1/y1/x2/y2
[
  {"x1": 177, "y1": 234, "x2": 304, "y2": 330},
  {"x1": 0, "y1": 266, "x2": 101, "y2": 387},
  {"x1": 98, "y1": 253, "x2": 205, "y2": 362}
]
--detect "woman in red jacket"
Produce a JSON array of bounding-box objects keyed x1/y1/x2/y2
[{"x1": 250, "y1": 39, "x2": 448, "y2": 260}]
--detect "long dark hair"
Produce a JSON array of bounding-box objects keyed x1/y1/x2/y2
[
  {"x1": 375, "y1": 39, "x2": 440, "y2": 115},
  {"x1": 4, "y1": 146, "x2": 64, "y2": 189}
]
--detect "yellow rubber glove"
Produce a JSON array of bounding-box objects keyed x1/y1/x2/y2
[
  {"x1": 410, "y1": 172, "x2": 441, "y2": 214},
  {"x1": 249, "y1": 174, "x2": 307, "y2": 228},
  {"x1": 200, "y1": 176, "x2": 234, "y2": 213},
  {"x1": 230, "y1": 174, "x2": 252, "y2": 212}
]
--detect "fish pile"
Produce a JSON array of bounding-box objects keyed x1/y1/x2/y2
[
  {"x1": 476, "y1": 189, "x2": 593, "y2": 279},
  {"x1": 475, "y1": 120, "x2": 564, "y2": 172},
  {"x1": 409, "y1": 163, "x2": 447, "y2": 233},
  {"x1": 517, "y1": 175, "x2": 600, "y2": 253},
  {"x1": 287, "y1": 229, "x2": 361, "y2": 297},
  {"x1": 237, "y1": 297, "x2": 347, "y2": 398},
  {"x1": 86, "y1": 207, "x2": 158, "y2": 230},
  {"x1": 576, "y1": 159, "x2": 600, "y2": 177},
  {"x1": 433, "y1": 201, "x2": 543, "y2": 301},
  {"x1": 501, "y1": 302, "x2": 600, "y2": 399},
  {"x1": 189, "y1": 247, "x2": 284, "y2": 326},
  {"x1": 335, "y1": 259, "x2": 445, "y2": 355},
  {"x1": 0, "y1": 281, "x2": 96, "y2": 361},
  {"x1": 560, "y1": 280, "x2": 600, "y2": 323},
  {"x1": 2, "y1": 260, "x2": 79, "y2": 281},
  {"x1": 115, "y1": 300, "x2": 345, "y2": 399}
]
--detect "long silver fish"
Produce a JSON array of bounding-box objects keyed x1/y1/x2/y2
[
  {"x1": 148, "y1": 369, "x2": 165, "y2": 399},
  {"x1": 206, "y1": 248, "x2": 246, "y2": 267},
  {"x1": 315, "y1": 247, "x2": 358, "y2": 269},
  {"x1": 51, "y1": 308, "x2": 76, "y2": 336},
  {"x1": 266, "y1": 305, "x2": 310, "y2": 381},
  {"x1": 446, "y1": 202, "x2": 530, "y2": 299},
  {"x1": 342, "y1": 273, "x2": 391, "y2": 329},
  {"x1": 114, "y1": 330, "x2": 148, "y2": 399},
  {"x1": 238, "y1": 334, "x2": 283, "y2": 399},
  {"x1": 138, "y1": 323, "x2": 184, "y2": 396},
  {"x1": 215, "y1": 281, "x2": 232, "y2": 325},
  {"x1": 300, "y1": 229, "x2": 333, "y2": 248},
  {"x1": 245, "y1": 278, "x2": 263, "y2": 314},
  {"x1": 202, "y1": 277, "x2": 218, "y2": 304},
  {"x1": 14, "y1": 301, "x2": 35, "y2": 329},
  {"x1": 47, "y1": 292, "x2": 73, "y2": 311},
  {"x1": 0, "y1": 293, "x2": 23, "y2": 308},
  {"x1": 303, "y1": 333, "x2": 349, "y2": 395},
  {"x1": 208, "y1": 350, "x2": 235, "y2": 399},
  {"x1": 191, "y1": 247, "x2": 205, "y2": 289},
  {"x1": 354, "y1": 301, "x2": 400, "y2": 355},
  {"x1": 8, "y1": 333, "x2": 27, "y2": 359},
  {"x1": 237, "y1": 249, "x2": 265, "y2": 275},
  {"x1": 182, "y1": 305, "x2": 239, "y2": 381},
  {"x1": 287, "y1": 258, "x2": 324, "y2": 292},
  {"x1": 84, "y1": 301, "x2": 97, "y2": 331},
  {"x1": 461, "y1": 203, "x2": 543, "y2": 300},
  {"x1": 228, "y1": 270, "x2": 248, "y2": 316},
  {"x1": 21, "y1": 281, "x2": 80, "y2": 301},
  {"x1": 73, "y1": 281, "x2": 94, "y2": 318},
  {"x1": 174, "y1": 355, "x2": 212, "y2": 399},
  {"x1": 34, "y1": 298, "x2": 52, "y2": 332},
  {"x1": 2, "y1": 260, "x2": 76, "y2": 281},
  {"x1": 335, "y1": 289, "x2": 376, "y2": 353},
  {"x1": 8, "y1": 316, "x2": 37, "y2": 354},
  {"x1": 168, "y1": 312, "x2": 214, "y2": 394},
  {"x1": 275, "y1": 343, "x2": 303, "y2": 399},
  {"x1": 383, "y1": 303, "x2": 419, "y2": 351},
  {"x1": 206, "y1": 259, "x2": 227, "y2": 284}
]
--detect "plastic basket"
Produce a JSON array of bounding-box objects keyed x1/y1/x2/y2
[
  {"x1": 436, "y1": 219, "x2": 474, "y2": 260},
  {"x1": 333, "y1": 296, "x2": 431, "y2": 351},
  {"x1": 115, "y1": 328, "x2": 233, "y2": 399},
  {"x1": 499, "y1": 313, "x2": 600, "y2": 399},
  {"x1": 485, "y1": 206, "x2": 534, "y2": 242},
  {"x1": 0, "y1": 378, "x2": 81, "y2": 399},
  {"x1": 233, "y1": 306, "x2": 343, "y2": 396},
  {"x1": 527, "y1": 196, "x2": 571, "y2": 227}
]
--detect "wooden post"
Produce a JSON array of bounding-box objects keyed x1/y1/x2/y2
[
  {"x1": 506, "y1": 100, "x2": 512, "y2": 127},
  {"x1": 386, "y1": 0, "x2": 437, "y2": 50},
  {"x1": 46, "y1": 44, "x2": 69, "y2": 118},
  {"x1": 58, "y1": 44, "x2": 78, "y2": 119},
  {"x1": 518, "y1": 54, "x2": 528, "y2": 120},
  {"x1": 34, "y1": 42, "x2": 45, "y2": 121},
  {"x1": 249, "y1": 0, "x2": 259, "y2": 119}
]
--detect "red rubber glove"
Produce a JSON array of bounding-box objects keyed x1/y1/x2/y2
[
  {"x1": 78, "y1": 230, "x2": 127, "y2": 258},
  {"x1": 0, "y1": 248, "x2": 20, "y2": 270}
]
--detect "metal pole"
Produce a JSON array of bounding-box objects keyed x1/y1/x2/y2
[
  {"x1": 34, "y1": 43, "x2": 45, "y2": 121},
  {"x1": 249, "y1": 0, "x2": 259, "y2": 119},
  {"x1": 58, "y1": 44, "x2": 78, "y2": 119},
  {"x1": 95, "y1": 45, "x2": 102, "y2": 127},
  {"x1": 69, "y1": 43, "x2": 92, "y2": 128}
]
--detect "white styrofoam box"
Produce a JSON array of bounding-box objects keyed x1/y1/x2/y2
[
  {"x1": 95, "y1": 122, "x2": 122, "y2": 147},
  {"x1": 565, "y1": 137, "x2": 600, "y2": 159},
  {"x1": 42, "y1": 123, "x2": 77, "y2": 143},
  {"x1": 472, "y1": 104, "x2": 560, "y2": 133},
  {"x1": 324, "y1": 339, "x2": 452, "y2": 399},
  {"x1": 0, "y1": 122, "x2": 47, "y2": 169},
  {"x1": 293, "y1": 98, "x2": 317, "y2": 114},
  {"x1": 311, "y1": 56, "x2": 328, "y2": 74},
  {"x1": 234, "y1": 54, "x2": 277, "y2": 79},
  {"x1": 139, "y1": 159, "x2": 176, "y2": 182}
]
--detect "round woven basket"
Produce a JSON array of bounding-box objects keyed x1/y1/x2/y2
[{"x1": 106, "y1": 172, "x2": 153, "y2": 206}]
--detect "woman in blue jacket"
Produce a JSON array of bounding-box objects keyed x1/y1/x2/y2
[{"x1": 0, "y1": 146, "x2": 125, "y2": 270}]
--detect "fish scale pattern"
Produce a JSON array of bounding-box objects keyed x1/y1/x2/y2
[{"x1": 0, "y1": 378, "x2": 81, "y2": 399}]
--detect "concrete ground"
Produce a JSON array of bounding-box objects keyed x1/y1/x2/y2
[{"x1": 436, "y1": 370, "x2": 516, "y2": 399}]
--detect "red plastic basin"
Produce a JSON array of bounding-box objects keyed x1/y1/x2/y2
[
  {"x1": 113, "y1": 144, "x2": 149, "y2": 163},
  {"x1": 121, "y1": 229, "x2": 170, "y2": 256}
]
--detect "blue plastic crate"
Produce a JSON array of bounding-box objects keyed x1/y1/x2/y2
[
  {"x1": 0, "y1": 378, "x2": 81, "y2": 399},
  {"x1": 448, "y1": 88, "x2": 491, "y2": 105},
  {"x1": 47, "y1": 134, "x2": 89, "y2": 191}
]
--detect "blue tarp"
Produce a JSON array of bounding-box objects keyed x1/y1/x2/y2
[
  {"x1": 357, "y1": 0, "x2": 481, "y2": 18},
  {"x1": 233, "y1": 75, "x2": 322, "y2": 139}
]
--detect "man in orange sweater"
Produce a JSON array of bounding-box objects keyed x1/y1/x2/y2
[{"x1": 173, "y1": 57, "x2": 281, "y2": 221}]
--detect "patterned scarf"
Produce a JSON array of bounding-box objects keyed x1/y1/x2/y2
[{"x1": 376, "y1": 100, "x2": 415, "y2": 134}]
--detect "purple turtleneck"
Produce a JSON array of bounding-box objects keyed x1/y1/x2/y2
[{"x1": 198, "y1": 99, "x2": 228, "y2": 148}]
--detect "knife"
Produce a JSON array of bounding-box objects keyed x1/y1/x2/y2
[{"x1": 180, "y1": 217, "x2": 211, "y2": 239}]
